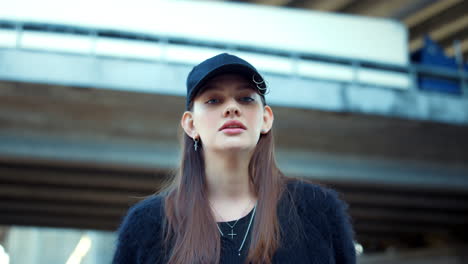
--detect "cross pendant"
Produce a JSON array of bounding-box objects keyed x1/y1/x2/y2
[{"x1": 228, "y1": 229, "x2": 237, "y2": 239}]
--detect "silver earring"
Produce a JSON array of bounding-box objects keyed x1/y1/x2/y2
[
  {"x1": 194, "y1": 137, "x2": 199, "y2": 151},
  {"x1": 252, "y1": 74, "x2": 267, "y2": 91}
]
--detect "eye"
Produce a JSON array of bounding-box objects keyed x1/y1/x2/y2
[
  {"x1": 240, "y1": 96, "x2": 254, "y2": 103},
  {"x1": 206, "y1": 98, "x2": 220, "y2": 104}
]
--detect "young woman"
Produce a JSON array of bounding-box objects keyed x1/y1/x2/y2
[{"x1": 112, "y1": 53, "x2": 356, "y2": 264}]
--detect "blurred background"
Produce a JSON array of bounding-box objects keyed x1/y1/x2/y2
[{"x1": 0, "y1": 0, "x2": 467, "y2": 263}]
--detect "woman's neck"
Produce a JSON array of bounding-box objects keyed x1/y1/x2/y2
[{"x1": 203, "y1": 150, "x2": 255, "y2": 201}]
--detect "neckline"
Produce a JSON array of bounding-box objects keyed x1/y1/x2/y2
[{"x1": 216, "y1": 205, "x2": 256, "y2": 224}]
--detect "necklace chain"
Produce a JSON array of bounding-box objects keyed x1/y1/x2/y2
[
  {"x1": 237, "y1": 204, "x2": 256, "y2": 256},
  {"x1": 216, "y1": 204, "x2": 256, "y2": 256},
  {"x1": 210, "y1": 200, "x2": 254, "y2": 230},
  {"x1": 210, "y1": 200, "x2": 257, "y2": 257}
]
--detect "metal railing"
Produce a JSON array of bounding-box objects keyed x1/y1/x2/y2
[{"x1": 0, "y1": 19, "x2": 467, "y2": 95}]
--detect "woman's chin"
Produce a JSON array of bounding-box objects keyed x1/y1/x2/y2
[{"x1": 213, "y1": 143, "x2": 254, "y2": 153}]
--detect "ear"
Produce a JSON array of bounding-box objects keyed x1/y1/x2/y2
[
  {"x1": 181, "y1": 111, "x2": 197, "y2": 139},
  {"x1": 261, "y1": 105, "x2": 274, "y2": 134}
]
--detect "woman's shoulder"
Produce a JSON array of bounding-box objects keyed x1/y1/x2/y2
[
  {"x1": 282, "y1": 180, "x2": 356, "y2": 262},
  {"x1": 284, "y1": 178, "x2": 347, "y2": 213},
  {"x1": 116, "y1": 194, "x2": 166, "y2": 237},
  {"x1": 128, "y1": 194, "x2": 165, "y2": 217},
  {"x1": 113, "y1": 194, "x2": 167, "y2": 263}
]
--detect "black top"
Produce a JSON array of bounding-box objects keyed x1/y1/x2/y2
[
  {"x1": 218, "y1": 206, "x2": 255, "y2": 263},
  {"x1": 112, "y1": 179, "x2": 357, "y2": 264}
]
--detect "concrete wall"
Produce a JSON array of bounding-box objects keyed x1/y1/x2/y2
[{"x1": 1, "y1": 49, "x2": 467, "y2": 126}]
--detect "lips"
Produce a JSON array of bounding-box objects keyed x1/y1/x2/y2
[{"x1": 219, "y1": 120, "x2": 247, "y2": 131}]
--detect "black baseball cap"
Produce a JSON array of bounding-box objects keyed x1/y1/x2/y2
[{"x1": 185, "y1": 53, "x2": 267, "y2": 110}]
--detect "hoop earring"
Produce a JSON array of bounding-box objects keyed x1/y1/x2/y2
[
  {"x1": 194, "y1": 137, "x2": 199, "y2": 151},
  {"x1": 252, "y1": 74, "x2": 267, "y2": 91}
]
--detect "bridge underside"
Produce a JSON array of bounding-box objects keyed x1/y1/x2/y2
[{"x1": 1, "y1": 80, "x2": 467, "y2": 251}]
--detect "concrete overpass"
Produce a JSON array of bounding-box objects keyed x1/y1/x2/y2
[{"x1": 0, "y1": 0, "x2": 468, "y2": 259}]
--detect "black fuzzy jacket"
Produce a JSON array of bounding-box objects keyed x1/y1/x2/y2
[{"x1": 112, "y1": 180, "x2": 356, "y2": 264}]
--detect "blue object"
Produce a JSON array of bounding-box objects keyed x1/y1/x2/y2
[{"x1": 411, "y1": 35, "x2": 463, "y2": 95}]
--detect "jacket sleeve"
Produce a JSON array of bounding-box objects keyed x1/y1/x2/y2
[{"x1": 326, "y1": 189, "x2": 357, "y2": 264}]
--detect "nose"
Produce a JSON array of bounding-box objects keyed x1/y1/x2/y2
[{"x1": 223, "y1": 100, "x2": 241, "y2": 117}]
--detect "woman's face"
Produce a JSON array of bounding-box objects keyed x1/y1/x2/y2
[{"x1": 182, "y1": 73, "x2": 273, "y2": 153}]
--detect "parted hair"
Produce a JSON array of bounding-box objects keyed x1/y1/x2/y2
[{"x1": 158, "y1": 89, "x2": 299, "y2": 264}]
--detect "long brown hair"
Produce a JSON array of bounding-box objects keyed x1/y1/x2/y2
[{"x1": 160, "y1": 94, "x2": 293, "y2": 264}]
